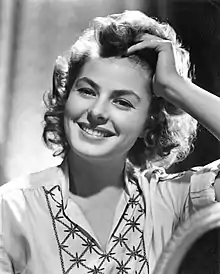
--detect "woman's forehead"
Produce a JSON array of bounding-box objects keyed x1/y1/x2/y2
[{"x1": 78, "y1": 57, "x2": 152, "y2": 89}]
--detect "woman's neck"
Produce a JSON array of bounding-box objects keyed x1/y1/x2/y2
[{"x1": 67, "y1": 152, "x2": 126, "y2": 197}]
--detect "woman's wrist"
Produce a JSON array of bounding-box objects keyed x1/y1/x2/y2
[{"x1": 160, "y1": 74, "x2": 188, "y2": 107}]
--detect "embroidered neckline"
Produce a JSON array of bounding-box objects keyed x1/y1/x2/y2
[{"x1": 43, "y1": 178, "x2": 149, "y2": 274}]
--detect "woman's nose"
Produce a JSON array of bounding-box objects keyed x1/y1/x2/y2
[{"x1": 87, "y1": 103, "x2": 109, "y2": 127}]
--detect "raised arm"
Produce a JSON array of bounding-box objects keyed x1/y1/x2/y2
[
  {"x1": 127, "y1": 34, "x2": 220, "y2": 141},
  {"x1": 127, "y1": 34, "x2": 220, "y2": 201},
  {"x1": 161, "y1": 72, "x2": 220, "y2": 141}
]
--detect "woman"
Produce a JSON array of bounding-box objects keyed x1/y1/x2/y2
[{"x1": 1, "y1": 10, "x2": 220, "y2": 274}]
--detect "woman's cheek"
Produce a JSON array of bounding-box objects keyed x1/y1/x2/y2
[
  {"x1": 113, "y1": 114, "x2": 140, "y2": 136},
  {"x1": 65, "y1": 96, "x2": 86, "y2": 119}
]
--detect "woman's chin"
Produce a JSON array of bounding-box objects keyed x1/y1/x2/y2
[
  {"x1": 73, "y1": 148, "x2": 111, "y2": 160},
  {"x1": 68, "y1": 142, "x2": 120, "y2": 162}
]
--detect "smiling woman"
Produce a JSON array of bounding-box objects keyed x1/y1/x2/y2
[
  {"x1": 1, "y1": 9, "x2": 220, "y2": 274},
  {"x1": 43, "y1": 12, "x2": 197, "y2": 169},
  {"x1": 63, "y1": 57, "x2": 151, "y2": 160}
]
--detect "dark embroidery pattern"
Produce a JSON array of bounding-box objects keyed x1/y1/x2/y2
[{"x1": 43, "y1": 180, "x2": 149, "y2": 274}]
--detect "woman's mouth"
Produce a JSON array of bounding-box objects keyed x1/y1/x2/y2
[{"x1": 77, "y1": 122, "x2": 115, "y2": 138}]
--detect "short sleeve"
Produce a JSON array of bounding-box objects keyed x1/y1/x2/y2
[
  {"x1": 189, "y1": 159, "x2": 220, "y2": 210},
  {"x1": 0, "y1": 178, "x2": 31, "y2": 274},
  {"x1": 0, "y1": 195, "x2": 14, "y2": 274},
  {"x1": 151, "y1": 159, "x2": 220, "y2": 223}
]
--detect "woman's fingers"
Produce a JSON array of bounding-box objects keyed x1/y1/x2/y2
[
  {"x1": 125, "y1": 33, "x2": 179, "y2": 99},
  {"x1": 135, "y1": 33, "x2": 164, "y2": 43},
  {"x1": 126, "y1": 33, "x2": 173, "y2": 55},
  {"x1": 127, "y1": 41, "x2": 154, "y2": 55}
]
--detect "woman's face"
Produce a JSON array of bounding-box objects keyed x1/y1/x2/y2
[{"x1": 64, "y1": 57, "x2": 152, "y2": 161}]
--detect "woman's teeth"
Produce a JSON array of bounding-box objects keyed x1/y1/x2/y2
[{"x1": 82, "y1": 126, "x2": 108, "y2": 137}]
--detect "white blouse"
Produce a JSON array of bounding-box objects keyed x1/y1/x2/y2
[{"x1": 0, "y1": 159, "x2": 220, "y2": 274}]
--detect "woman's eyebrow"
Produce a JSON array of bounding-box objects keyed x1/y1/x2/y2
[
  {"x1": 75, "y1": 77, "x2": 100, "y2": 90},
  {"x1": 111, "y1": 90, "x2": 141, "y2": 102},
  {"x1": 75, "y1": 76, "x2": 141, "y2": 101}
]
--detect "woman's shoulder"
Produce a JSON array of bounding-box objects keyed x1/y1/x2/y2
[
  {"x1": 164, "y1": 158, "x2": 220, "y2": 193},
  {"x1": 139, "y1": 159, "x2": 220, "y2": 210},
  {"x1": 136, "y1": 159, "x2": 220, "y2": 201},
  {"x1": 134, "y1": 159, "x2": 220, "y2": 221},
  {"x1": 0, "y1": 165, "x2": 63, "y2": 199},
  {"x1": 140, "y1": 159, "x2": 220, "y2": 185}
]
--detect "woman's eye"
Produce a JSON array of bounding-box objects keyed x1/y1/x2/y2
[
  {"x1": 113, "y1": 99, "x2": 134, "y2": 109},
  {"x1": 77, "y1": 88, "x2": 96, "y2": 97}
]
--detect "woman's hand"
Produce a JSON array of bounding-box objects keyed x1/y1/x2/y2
[
  {"x1": 126, "y1": 34, "x2": 181, "y2": 98},
  {"x1": 127, "y1": 34, "x2": 220, "y2": 141}
]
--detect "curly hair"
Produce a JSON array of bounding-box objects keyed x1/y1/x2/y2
[{"x1": 43, "y1": 10, "x2": 198, "y2": 170}]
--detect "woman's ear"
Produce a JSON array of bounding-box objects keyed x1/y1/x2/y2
[
  {"x1": 139, "y1": 127, "x2": 150, "y2": 139},
  {"x1": 139, "y1": 116, "x2": 154, "y2": 139}
]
